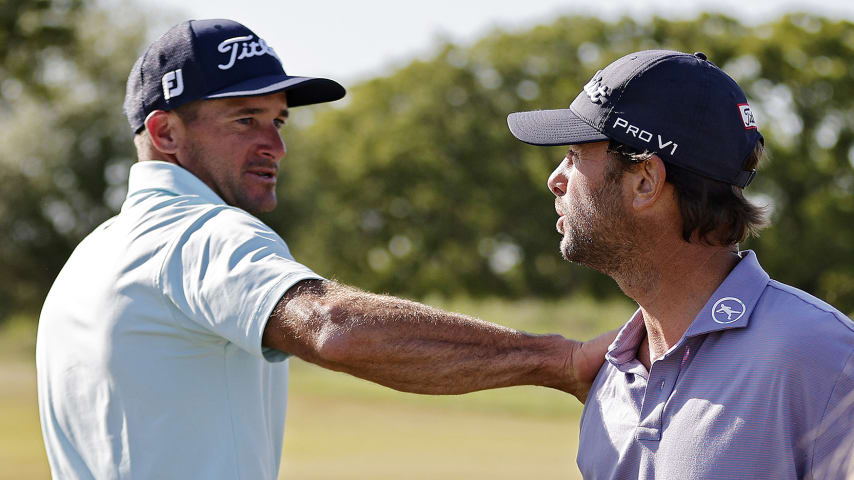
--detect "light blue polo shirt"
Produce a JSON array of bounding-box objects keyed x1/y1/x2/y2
[
  {"x1": 578, "y1": 251, "x2": 854, "y2": 479},
  {"x1": 36, "y1": 161, "x2": 322, "y2": 479}
]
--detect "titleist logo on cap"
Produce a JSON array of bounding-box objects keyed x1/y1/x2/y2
[
  {"x1": 217, "y1": 35, "x2": 280, "y2": 70},
  {"x1": 738, "y1": 104, "x2": 758, "y2": 130},
  {"x1": 583, "y1": 71, "x2": 610, "y2": 104},
  {"x1": 123, "y1": 19, "x2": 345, "y2": 133}
]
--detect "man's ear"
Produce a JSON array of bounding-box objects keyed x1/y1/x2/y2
[
  {"x1": 143, "y1": 110, "x2": 182, "y2": 155},
  {"x1": 629, "y1": 154, "x2": 668, "y2": 210}
]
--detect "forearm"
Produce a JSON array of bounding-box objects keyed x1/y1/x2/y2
[{"x1": 264, "y1": 280, "x2": 584, "y2": 397}]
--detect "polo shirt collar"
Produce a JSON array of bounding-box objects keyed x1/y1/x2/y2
[
  {"x1": 605, "y1": 309, "x2": 646, "y2": 369},
  {"x1": 605, "y1": 250, "x2": 771, "y2": 369},
  {"x1": 683, "y1": 250, "x2": 770, "y2": 338},
  {"x1": 124, "y1": 161, "x2": 225, "y2": 209}
]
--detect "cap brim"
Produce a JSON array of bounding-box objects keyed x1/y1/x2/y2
[
  {"x1": 507, "y1": 109, "x2": 608, "y2": 146},
  {"x1": 205, "y1": 74, "x2": 345, "y2": 107}
]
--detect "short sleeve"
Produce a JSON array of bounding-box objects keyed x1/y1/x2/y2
[{"x1": 159, "y1": 206, "x2": 322, "y2": 360}]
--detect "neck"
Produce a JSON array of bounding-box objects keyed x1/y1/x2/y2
[{"x1": 616, "y1": 241, "x2": 740, "y2": 369}]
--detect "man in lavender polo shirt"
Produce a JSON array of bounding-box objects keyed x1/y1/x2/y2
[{"x1": 507, "y1": 50, "x2": 854, "y2": 478}]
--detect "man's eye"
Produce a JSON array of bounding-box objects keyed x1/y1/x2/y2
[
  {"x1": 237, "y1": 118, "x2": 253, "y2": 125},
  {"x1": 274, "y1": 119, "x2": 286, "y2": 129}
]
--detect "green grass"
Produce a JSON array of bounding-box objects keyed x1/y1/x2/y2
[
  {"x1": 280, "y1": 389, "x2": 582, "y2": 479},
  {"x1": 0, "y1": 361, "x2": 48, "y2": 480},
  {"x1": 0, "y1": 295, "x2": 634, "y2": 479}
]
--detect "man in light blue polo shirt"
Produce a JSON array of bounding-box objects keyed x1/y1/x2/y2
[
  {"x1": 36, "y1": 19, "x2": 616, "y2": 479},
  {"x1": 507, "y1": 50, "x2": 854, "y2": 478}
]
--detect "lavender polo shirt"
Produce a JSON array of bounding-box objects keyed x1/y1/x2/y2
[{"x1": 578, "y1": 251, "x2": 854, "y2": 479}]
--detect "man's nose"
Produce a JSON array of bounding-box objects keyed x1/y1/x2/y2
[
  {"x1": 259, "y1": 125, "x2": 286, "y2": 160},
  {"x1": 548, "y1": 158, "x2": 569, "y2": 197}
]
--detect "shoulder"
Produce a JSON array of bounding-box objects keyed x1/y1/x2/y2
[
  {"x1": 756, "y1": 279, "x2": 854, "y2": 335},
  {"x1": 743, "y1": 279, "x2": 854, "y2": 375},
  {"x1": 743, "y1": 283, "x2": 854, "y2": 477},
  {"x1": 152, "y1": 202, "x2": 292, "y2": 269},
  {"x1": 182, "y1": 205, "x2": 286, "y2": 248},
  {"x1": 155, "y1": 201, "x2": 295, "y2": 284},
  {"x1": 126, "y1": 187, "x2": 283, "y2": 248}
]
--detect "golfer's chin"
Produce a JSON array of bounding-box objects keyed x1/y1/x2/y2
[
  {"x1": 559, "y1": 235, "x2": 575, "y2": 263},
  {"x1": 252, "y1": 197, "x2": 278, "y2": 214},
  {"x1": 560, "y1": 233, "x2": 595, "y2": 266},
  {"x1": 233, "y1": 192, "x2": 278, "y2": 214}
]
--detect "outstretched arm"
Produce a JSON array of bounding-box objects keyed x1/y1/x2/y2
[{"x1": 262, "y1": 279, "x2": 615, "y2": 402}]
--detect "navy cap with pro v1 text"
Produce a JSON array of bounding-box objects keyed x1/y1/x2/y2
[
  {"x1": 124, "y1": 19, "x2": 345, "y2": 133},
  {"x1": 507, "y1": 50, "x2": 763, "y2": 188}
]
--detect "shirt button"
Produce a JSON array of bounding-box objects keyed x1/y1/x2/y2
[{"x1": 659, "y1": 379, "x2": 666, "y2": 391}]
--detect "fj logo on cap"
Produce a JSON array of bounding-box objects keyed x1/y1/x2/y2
[
  {"x1": 583, "y1": 71, "x2": 610, "y2": 104},
  {"x1": 217, "y1": 35, "x2": 280, "y2": 70},
  {"x1": 738, "y1": 103, "x2": 757, "y2": 130},
  {"x1": 711, "y1": 297, "x2": 746, "y2": 324},
  {"x1": 162, "y1": 69, "x2": 184, "y2": 100}
]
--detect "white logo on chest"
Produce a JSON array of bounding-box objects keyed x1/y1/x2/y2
[
  {"x1": 217, "y1": 35, "x2": 280, "y2": 70},
  {"x1": 711, "y1": 297, "x2": 746, "y2": 324}
]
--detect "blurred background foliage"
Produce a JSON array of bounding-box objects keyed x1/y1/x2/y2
[
  {"x1": 271, "y1": 12, "x2": 854, "y2": 312},
  {"x1": 0, "y1": 0, "x2": 152, "y2": 321},
  {"x1": 2, "y1": 1, "x2": 854, "y2": 325}
]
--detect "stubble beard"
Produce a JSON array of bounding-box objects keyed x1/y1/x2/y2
[
  {"x1": 560, "y1": 177, "x2": 640, "y2": 279},
  {"x1": 182, "y1": 138, "x2": 277, "y2": 214}
]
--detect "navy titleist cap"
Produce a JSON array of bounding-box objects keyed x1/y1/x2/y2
[
  {"x1": 507, "y1": 50, "x2": 763, "y2": 188},
  {"x1": 124, "y1": 19, "x2": 346, "y2": 133}
]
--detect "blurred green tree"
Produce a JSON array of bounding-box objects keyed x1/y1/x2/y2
[
  {"x1": 273, "y1": 13, "x2": 854, "y2": 313},
  {"x1": 3, "y1": 10, "x2": 854, "y2": 324},
  {"x1": 0, "y1": 0, "x2": 151, "y2": 320}
]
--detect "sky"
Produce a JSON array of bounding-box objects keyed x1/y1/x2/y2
[{"x1": 134, "y1": 0, "x2": 854, "y2": 85}]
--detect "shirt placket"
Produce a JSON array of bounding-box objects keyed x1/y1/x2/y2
[{"x1": 635, "y1": 345, "x2": 686, "y2": 441}]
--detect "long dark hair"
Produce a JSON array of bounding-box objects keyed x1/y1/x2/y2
[{"x1": 606, "y1": 139, "x2": 769, "y2": 246}]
